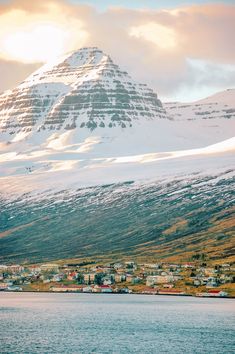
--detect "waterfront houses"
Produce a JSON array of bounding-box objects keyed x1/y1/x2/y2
[{"x1": 0, "y1": 259, "x2": 234, "y2": 296}]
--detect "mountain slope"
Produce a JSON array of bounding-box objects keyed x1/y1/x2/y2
[{"x1": 0, "y1": 170, "x2": 234, "y2": 264}]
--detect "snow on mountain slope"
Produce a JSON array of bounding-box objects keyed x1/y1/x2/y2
[
  {"x1": 0, "y1": 47, "x2": 164, "y2": 139},
  {"x1": 164, "y1": 88, "x2": 235, "y2": 146},
  {"x1": 197, "y1": 88, "x2": 235, "y2": 105},
  {"x1": 0, "y1": 47, "x2": 234, "y2": 194}
]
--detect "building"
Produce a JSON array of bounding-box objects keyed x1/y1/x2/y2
[
  {"x1": 146, "y1": 275, "x2": 174, "y2": 286},
  {"x1": 51, "y1": 285, "x2": 83, "y2": 292},
  {"x1": 114, "y1": 274, "x2": 126, "y2": 283},
  {"x1": 126, "y1": 275, "x2": 134, "y2": 283},
  {"x1": 208, "y1": 290, "x2": 228, "y2": 297},
  {"x1": 196, "y1": 290, "x2": 228, "y2": 297},
  {"x1": 158, "y1": 289, "x2": 186, "y2": 295},
  {"x1": 0, "y1": 283, "x2": 8, "y2": 290},
  {"x1": 40, "y1": 264, "x2": 59, "y2": 272},
  {"x1": 82, "y1": 286, "x2": 93, "y2": 293},
  {"x1": 141, "y1": 287, "x2": 158, "y2": 295},
  {"x1": 99, "y1": 285, "x2": 113, "y2": 293},
  {"x1": 103, "y1": 279, "x2": 112, "y2": 286},
  {"x1": 84, "y1": 273, "x2": 96, "y2": 284},
  {"x1": 67, "y1": 272, "x2": 77, "y2": 281},
  {"x1": 205, "y1": 268, "x2": 216, "y2": 276}
]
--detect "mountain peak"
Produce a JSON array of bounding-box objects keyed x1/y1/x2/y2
[
  {"x1": 58, "y1": 46, "x2": 111, "y2": 68},
  {"x1": 20, "y1": 46, "x2": 112, "y2": 88},
  {"x1": 0, "y1": 46, "x2": 165, "y2": 137}
]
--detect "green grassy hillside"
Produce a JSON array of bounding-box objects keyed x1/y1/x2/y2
[{"x1": 0, "y1": 170, "x2": 234, "y2": 264}]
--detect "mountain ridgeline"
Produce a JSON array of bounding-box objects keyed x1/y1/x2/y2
[{"x1": 0, "y1": 47, "x2": 165, "y2": 136}]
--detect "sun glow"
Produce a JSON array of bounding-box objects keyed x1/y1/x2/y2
[
  {"x1": 0, "y1": 9, "x2": 88, "y2": 63},
  {"x1": 3, "y1": 24, "x2": 69, "y2": 63}
]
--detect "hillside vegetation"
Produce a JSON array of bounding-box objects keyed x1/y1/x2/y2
[{"x1": 0, "y1": 170, "x2": 234, "y2": 264}]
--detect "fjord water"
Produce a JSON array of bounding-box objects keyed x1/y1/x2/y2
[{"x1": 1, "y1": 293, "x2": 234, "y2": 354}]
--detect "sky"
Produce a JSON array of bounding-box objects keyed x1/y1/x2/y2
[{"x1": 0, "y1": 0, "x2": 234, "y2": 102}]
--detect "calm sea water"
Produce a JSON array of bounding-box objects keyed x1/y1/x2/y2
[{"x1": 0, "y1": 293, "x2": 234, "y2": 354}]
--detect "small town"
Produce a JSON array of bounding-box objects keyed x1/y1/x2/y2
[{"x1": 0, "y1": 259, "x2": 234, "y2": 297}]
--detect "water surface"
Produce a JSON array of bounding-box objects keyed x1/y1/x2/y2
[{"x1": 1, "y1": 293, "x2": 234, "y2": 353}]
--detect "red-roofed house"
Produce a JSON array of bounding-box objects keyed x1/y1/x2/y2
[{"x1": 208, "y1": 290, "x2": 228, "y2": 297}]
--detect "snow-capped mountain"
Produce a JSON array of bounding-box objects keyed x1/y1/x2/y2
[
  {"x1": 165, "y1": 88, "x2": 235, "y2": 124},
  {"x1": 0, "y1": 47, "x2": 164, "y2": 137},
  {"x1": 0, "y1": 47, "x2": 234, "y2": 264},
  {"x1": 0, "y1": 47, "x2": 234, "y2": 194}
]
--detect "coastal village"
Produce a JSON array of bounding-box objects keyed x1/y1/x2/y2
[{"x1": 0, "y1": 260, "x2": 234, "y2": 297}]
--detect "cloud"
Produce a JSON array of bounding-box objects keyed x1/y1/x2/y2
[
  {"x1": 0, "y1": 58, "x2": 40, "y2": 94},
  {"x1": 0, "y1": 1, "x2": 234, "y2": 101},
  {"x1": 0, "y1": 1, "x2": 89, "y2": 63},
  {"x1": 129, "y1": 22, "x2": 177, "y2": 49}
]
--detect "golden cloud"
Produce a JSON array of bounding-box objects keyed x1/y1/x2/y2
[{"x1": 0, "y1": 1, "x2": 234, "y2": 100}]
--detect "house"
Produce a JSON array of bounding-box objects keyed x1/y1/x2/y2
[
  {"x1": 163, "y1": 284, "x2": 174, "y2": 288},
  {"x1": 53, "y1": 274, "x2": 64, "y2": 282},
  {"x1": 208, "y1": 290, "x2": 228, "y2": 297},
  {"x1": 146, "y1": 275, "x2": 174, "y2": 286},
  {"x1": 101, "y1": 285, "x2": 113, "y2": 293},
  {"x1": 146, "y1": 276, "x2": 157, "y2": 287},
  {"x1": 4, "y1": 281, "x2": 13, "y2": 286},
  {"x1": 7, "y1": 286, "x2": 22, "y2": 291},
  {"x1": 84, "y1": 273, "x2": 96, "y2": 284},
  {"x1": 40, "y1": 263, "x2": 59, "y2": 272},
  {"x1": 0, "y1": 283, "x2": 8, "y2": 290},
  {"x1": 114, "y1": 274, "x2": 126, "y2": 283},
  {"x1": 131, "y1": 277, "x2": 142, "y2": 284},
  {"x1": 82, "y1": 286, "x2": 93, "y2": 293},
  {"x1": 0, "y1": 265, "x2": 8, "y2": 273},
  {"x1": 206, "y1": 277, "x2": 218, "y2": 288},
  {"x1": 196, "y1": 290, "x2": 228, "y2": 297},
  {"x1": 168, "y1": 264, "x2": 181, "y2": 270},
  {"x1": 125, "y1": 261, "x2": 135, "y2": 267},
  {"x1": 141, "y1": 287, "x2": 157, "y2": 295},
  {"x1": 158, "y1": 289, "x2": 186, "y2": 295},
  {"x1": 119, "y1": 287, "x2": 132, "y2": 293},
  {"x1": 102, "y1": 279, "x2": 111, "y2": 286},
  {"x1": 193, "y1": 280, "x2": 201, "y2": 286},
  {"x1": 29, "y1": 266, "x2": 41, "y2": 273},
  {"x1": 9, "y1": 265, "x2": 25, "y2": 273},
  {"x1": 113, "y1": 263, "x2": 124, "y2": 270},
  {"x1": 52, "y1": 285, "x2": 83, "y2": 292},
  {"x1": 183, "y1": 263, "x2": 194, "y2": 269},
  {"x1": 126, "y1": 275, "x2": 134, "y2": 283},
  {"x1": 67, "y1": 272, "x2": 77, "y2": 281},
  {"x1": 92, "y1": 285, "x2": 101, "y2": 293},
  {"x1": 205, "y1": 268, "x2": 216, "y2": 276},
  {"x1": 219, "y1": 275, "x2": 233, "y2": 284},
  {"x1": 221, "y1": 264, "x2": 230, "y2": 270},
  {"x1": 144, "y1": 263, "x2": 159, "y2": 269}
]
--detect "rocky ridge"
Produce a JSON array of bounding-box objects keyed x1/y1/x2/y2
[{"x1": 0, "y1": 47, "x2": 165, "y2": 137}]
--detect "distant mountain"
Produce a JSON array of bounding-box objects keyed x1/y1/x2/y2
[
  {"x1": 165, "y1": 88, "x2": 235, "y2": 123},
  {"x1": 0, "y1": 47, "x2": 234, "y2": 264}
]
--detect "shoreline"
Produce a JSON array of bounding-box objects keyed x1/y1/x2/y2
[{"x1": 1, "y1": 290, "x2": 234, "y2": 299}]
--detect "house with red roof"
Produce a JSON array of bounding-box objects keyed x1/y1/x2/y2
[
  {"x1": 208, "y1": 289, "x2": 228, "y2": 297},
  {"x1": 92, "y1": 285, "x2": 113, "y2": 293}
]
